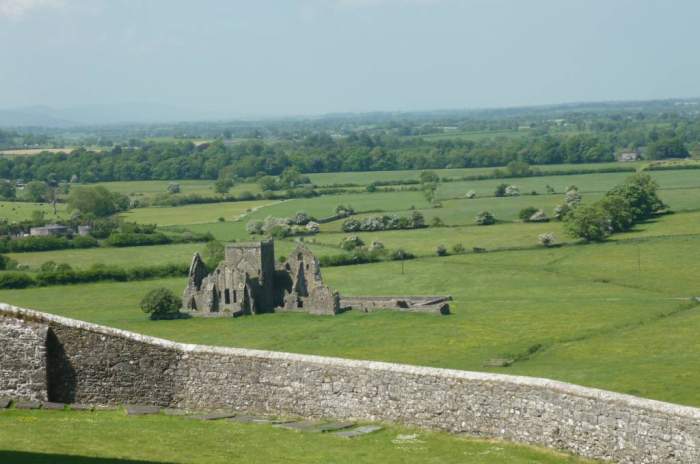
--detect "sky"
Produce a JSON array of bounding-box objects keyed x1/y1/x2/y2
[{"x1": 0, "y1": 0, "x2": 699, "y2": 118}]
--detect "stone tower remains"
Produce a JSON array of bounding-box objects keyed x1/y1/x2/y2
[{"x1": 183, "y1": 240, "x2": 340, "y2": 316}]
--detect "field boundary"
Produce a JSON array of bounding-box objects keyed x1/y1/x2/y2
[{"x1": 1, "y1": 304, "x2": 698, "y2": 463}]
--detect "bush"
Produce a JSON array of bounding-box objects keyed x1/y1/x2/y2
[
  {"x1": 465, "y1": 190, "x2": 476, "y2": 199},
  {"x1": 474, "y1": 211, "x2": 496, "y2": 225},
  {"x1": 504, "y1": 185, "x2": 520, "y2": 196},
  {"x1": 167, "y1": 183, "x2": 181, "y2": 194},
  {"x1": 105, "y1": 232, "x2": 172, "y2": 247},
  {"x1": 494, "y1": 183, "x2": 508, "y2": 197},
  {"x1": 451, "y1": 243, "x2": 465, "y2": 254},
  {"x1": 538, "y1": 233, "x2": 555, "y2": 247},
  {"x1": 436, "y1": 245, "x2": 447, "y2": 256},
  {"x1": 305, "y1": 221, "x2": 320, "y2": 234},
  {"x1": 519, "y1": 206, "x2": 539, "y2": 222},
  {"x1": 292, "y1": 211, "x2": 311, "y2": 225},
  {"x1": 390, "y1": 248, "x2": 415, "y2": 261},
  {"x1": 430, "y1": 216, "x2": 445, "y2": 227},
  {"x1": 72, "y1": 235, "x2": 99, "y2": 249},
  {"x1": 0, "y1": 272, "x2": 35, "y2": 289},
  {"x1": 246, "y1": 220, "x2": 264, "y2": 234},
  {"x1": 140, "y1": 288, "x2": 182, "y2": 320},
  {"x1": 340, "y1": 235, "x2": 365, "y2": 251}
]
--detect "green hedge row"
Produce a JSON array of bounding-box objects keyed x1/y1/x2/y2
[{"x1": 0, "y1": 263, "x2": 189, "y2": 289}]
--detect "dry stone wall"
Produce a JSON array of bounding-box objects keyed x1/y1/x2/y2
[{"x1": 1, "y1": 304, "x2": 699, "y2": 464}]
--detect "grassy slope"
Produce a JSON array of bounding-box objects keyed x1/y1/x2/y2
[
  {"x1": 0, "y1": 410, "x2": 592, "y2": 464},
  {"x1": 0, "y1": 201, "x2": 66, "y2": 221}
]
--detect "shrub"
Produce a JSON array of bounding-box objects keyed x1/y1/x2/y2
[
  {"x1": 340, "y1": 235, "x2": 365, "y2": 251},
  {"x1": 305, "y1": 221, "x2": 320, "y2": 234},
  {"x1": 519, "y1": 206, "x2": 539, "y2": 222},
  {"x1": 430, "y1": 216, "x2": 445, "y2": 227},
  {"x1": 528, "y1": 210, "x2": 550, "y2": 223},
  {"x1": 436, "y1": 245, "x2": 447, "y2": 256},
  {"x1": 409, "y1": 211, "x2": 425, "y2": 228},
  {"x1": 246, "y1": 220, "x2": 264, "y2": 234},
  {"x1": 474, "y1": 211, "x2": 496, "y2": 225},
  {"x1": 217, "y1": 217, "x2": 225, "y2": 222},
  {"x1": 451, "y1": 243, "x2": 465, "y2": 254},
  {"x1": 538, "y1": 233, "x2": 555, "y2": 247},
  {"x1": 369, "y1": 240, "x2": 384, "y2": 251},
  {"x1": 105, "y1": 232, "x2": 171, "y2": 247},
  {"x1": 0, "y1": 272, "x2": 35, "y2": 289},
  {"x1": 504, "y1": 185, "x2": 520, "y2": 196},
  {"x1": 72, "y1": 235, "x2": 99, "y2": 249},
  {"x1": 292, "y1": 211, "x2": 311, "y2": 225},
  {"x1": 390, "y1": 248, "x2": 415, "y2": 261},
  {"x1": 465, "y1": 190, "x2": 476, "y2": 199},
  {"x1": 494, "y1": 183, "x2": 508, "y2": 197},
  {"x1": 140, "y1": 288, "x2": 182, "y2": 320},
  {"x1": 167, "y1": 183, "x2": 181, "y2": 194}
]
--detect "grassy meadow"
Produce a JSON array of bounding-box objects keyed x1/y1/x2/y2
[
  {"x1": 1, "y1": 163, "x2": 699, "y2": 411},
  {"x1": 0, "y1": 409, "x2": 593, "y2": 464}
]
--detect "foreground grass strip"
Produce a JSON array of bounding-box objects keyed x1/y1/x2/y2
[{"x1": 0, "y1": 410, "x2": 595, "y2": 464}]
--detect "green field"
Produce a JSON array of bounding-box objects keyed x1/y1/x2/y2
[
  {"x1": 0, "y1": 201, "x2": 66, "y2": 222},
  {"x1": 91, "y1": 179, "x2": 261, "y2": 199},
  {"x1": 305, "y1": 161, "x2": 645, "y2": 186},
  {"x1": 0, "y1": 410, "x2": 592, "y2": 464},
  {"x1": 1, "y1": 167, "x2": 700, "y2": 413},
  {"x1": 120, "y1": 200, "x2": 275, "y2": 226}
]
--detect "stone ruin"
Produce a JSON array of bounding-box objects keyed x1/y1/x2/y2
[
  {"x1": 183, "y1": 239, "x2": 450, "y2": 317},
  {"x1": 183, "y1": 240, "x2": 340, "y2": 316}
]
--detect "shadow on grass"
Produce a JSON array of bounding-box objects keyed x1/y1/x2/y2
[{"x1": 0, "y1": 451, "x2": 172, "y2": 464}]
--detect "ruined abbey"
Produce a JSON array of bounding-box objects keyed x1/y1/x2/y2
[{"x1": 183, "y1": 240, "x2": 340, "y2": 316}]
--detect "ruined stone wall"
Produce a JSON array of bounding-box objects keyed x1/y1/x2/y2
[{"x1": 1, "y1": 304, "x2": 699, "y2": 464}]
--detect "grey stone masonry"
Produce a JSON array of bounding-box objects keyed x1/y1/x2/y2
[
  {"x1": 0, "y1": 303, "x2": 699, "y2": 464},
  {"x1": 0, "y1": 315, "x2": 48, "y2": 401}
]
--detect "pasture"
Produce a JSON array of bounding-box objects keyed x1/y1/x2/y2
[
  {"x1": 0, "y1": 410, "x2": 591, "y2": 464},
  {"x1": 2, "y1": 225, "x2": 699, "y2": 407},
  {"x1": 91, "y1": 179, "x2": 262, "y2": 199},
  {"x1": 0, "y1": 201, "x2": 66, "y2": 222},
  {"x1": 1, "y1": 164, "x2": 699, "y2": 411}
]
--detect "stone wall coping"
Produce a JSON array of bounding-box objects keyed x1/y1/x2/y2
[{"x1": 3, "y1": 302, "x2": 699, "y2": 421}]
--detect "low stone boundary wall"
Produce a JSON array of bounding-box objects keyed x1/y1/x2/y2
[{"x1": 1, "y1": 304, "x2": 698, "y2": 463}]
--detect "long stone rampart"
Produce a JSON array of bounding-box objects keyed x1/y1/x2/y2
[{"x1": 1, "y1": 304, "x2": 698, "y2": 463}]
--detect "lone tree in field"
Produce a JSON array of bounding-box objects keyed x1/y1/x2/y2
[
  {"x1": 475, "y1": 211, "x2": 496, "y2": 225},
  {"x1": 140, "y1": 288, "x2": 182, "y2": 320}
]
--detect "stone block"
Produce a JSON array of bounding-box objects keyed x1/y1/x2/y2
[
  {"x1": 70, "y1": 404, "x2": 94, "y2": 411},
  {"x1": 0, "y1": 398, "x2": 10, "y2": 409},
  {"x1": 15, "y1": 401, "x2": 41, "y2": 410},
  {"x1": 189, "y1": 412, "x2": 237, "y2": 421},
  {"x1": 274, "y1": 420, "x2": 323, "y2": 431},
  {"x1": 126, "y1": 405, "x2": 161, "y2": 416},
  {"x1": 335, "y1": 425, "x2": 384, "y2": 438},
  {"x1": 163, "y1": 408, "x2": 189, "y2": 416},
  {"x1": 42, "y1": 402, "x2": 66, "y2": 410}
]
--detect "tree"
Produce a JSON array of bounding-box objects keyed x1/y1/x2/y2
[
  {"x1": 23, "y1": 181, "x2": 49, "y2": 202},
  {"x1": 214, "y1": 178, "x2": 234, "y2": 194},
  {"x1": 564, "y1": 204, "x2": 612, "y2": 242},
  {"x1": 203, "y1": 240, "x2": 224, "y2": 266},
  {"x1": 519, "y1": 206, "x2": 539, "y2": 222},
  {"x1": 0, "y1": 180, "x2": 15, "y2": 200},
  {"x1": 494, "y1": 183, "x2": 508, "y2": 197},
  {"x1": 67, "y1": 186, "x2": 129, "y2": 217},
  {"x1": 598, "y1": 195, "x2": 635, "y2": 232},
  {"x1": 506, "y1": 160, "x2": 531, "y2": 177},
  {"x1": 167, "y1": 183, "x2": 181, "y2": 194},
  {"x1": 475, "y1": 211, "x2": 496, "y2": 225},
  {"x1": 46, "y1": 173, "x2": 59, "y2": 215},
  {"x1": 436, "y1": 244, "x2": 448, "y2": 256},
  {"x1": 606, "y1": 173, "x2": 664, "y2": 221},
  {"x1": 646, "y1": 138, "x2": 689, "y2": 160},
  {"x1": 140, "y1": 288, "x2": 182, "y2": 320}
]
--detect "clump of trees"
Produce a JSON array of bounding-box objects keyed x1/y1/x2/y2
[
  {"x1": 247, "y1": 212, "x2": 320, "y2": 238},
  {"x1": 564, "y1": 173, "x2": 665, "y2": 242},
  {"x1": 67, "y1": 186, "x2": 130, "y2": 217}
]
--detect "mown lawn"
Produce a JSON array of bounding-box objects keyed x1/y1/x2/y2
[{"x1": 0, "y1": 410, "x2": 593, "y2": 464}]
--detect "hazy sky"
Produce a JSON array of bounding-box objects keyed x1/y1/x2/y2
[{"x1": 1, "y1": 0, "x2": 699, "y2": 117}]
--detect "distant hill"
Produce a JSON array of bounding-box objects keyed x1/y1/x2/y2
[{"x1": 0, "y1": 103, "x2": 210, "y2": 128}]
